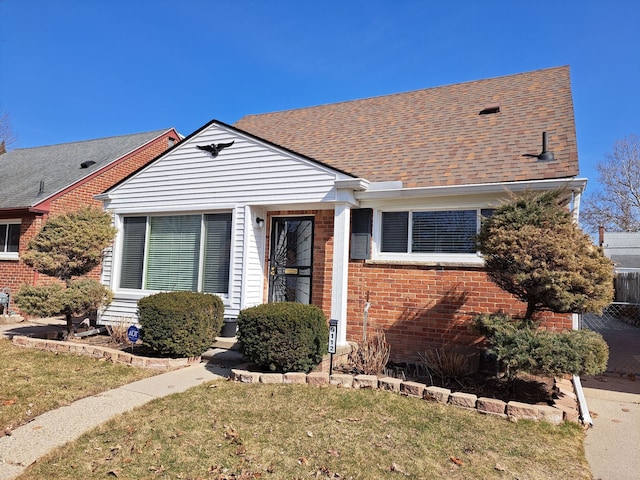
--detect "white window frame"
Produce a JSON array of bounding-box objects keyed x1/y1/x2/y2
[
  {"x1": 0, "y1": 219, "x2": 21, "y2": 261},
  {"x1": 372, "y1": 207, "x2": 489, "y2": 265},
  {"x1": 116, "y1": 211, "x2": 233, "y2": 298}
]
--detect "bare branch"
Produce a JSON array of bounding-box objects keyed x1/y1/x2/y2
[
  {"x1": 0, "y1": 109, "x2": 18, "y2": 150},
  {"x1": 582, "y1": 134, "x2": 640, "y2": 232}
]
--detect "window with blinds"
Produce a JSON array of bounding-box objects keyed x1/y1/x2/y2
[
  {"x1": 381, "y1": 209, "x2": 492, "y2": 254},
  {"x1": 412, "y1": 210, "x2": 477, "y2": 253},
  {"x1": 118, "y1": 213, "x2": 232, "y2": 294}
]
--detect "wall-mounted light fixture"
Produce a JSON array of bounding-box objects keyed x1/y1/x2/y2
[{"x1": 256, "y1": 217, "x2": 265, "y2": 228}]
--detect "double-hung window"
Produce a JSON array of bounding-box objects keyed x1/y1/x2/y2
[
  {"x1": 380, "y1": 208, "x2": 493, "y2": 258},
  {"x1": 119, "y1": 213, "x2": 232, "y2": 294},
  {"x1": 0, "y1": 221, "x2": 20, "y2": 259}
]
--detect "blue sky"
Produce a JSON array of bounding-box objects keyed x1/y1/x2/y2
[{"x1": 1, "y1": 0, "x2": 638, "y2": 198}]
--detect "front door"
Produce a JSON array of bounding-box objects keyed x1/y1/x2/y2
[{"x1": 268, "y1": 217, "x2": 314, "y2": 303}]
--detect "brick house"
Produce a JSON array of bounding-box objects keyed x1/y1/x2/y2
[
  {"x1": 97, "y1": 66, "x2": 585, "y2": 363},
  {"x1": 0, "y1": 129, "x2": 180, "y2": 315}
]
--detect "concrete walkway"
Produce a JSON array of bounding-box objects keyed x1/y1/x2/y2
[{"x1": 582, "y1": 378, "x2": 640, "y2": 480}]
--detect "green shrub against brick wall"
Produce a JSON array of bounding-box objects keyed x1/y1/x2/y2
[
  {"x1": 474, "y1": 313, "x2": 609, "y2": 379},
  {"x1": 237, "y1": 302, "x2": 329, "y2": 373},
  {"x1": 138, "y1": 291, "x2": 224, "y2": 358}
]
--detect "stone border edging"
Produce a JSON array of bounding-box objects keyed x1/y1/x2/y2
[
  {"x1": 230, "y1": 366, "x2": 580, "y2": 425},
  {"x1": 10, "y1": 335, "x2": 200, "y2": 370}
]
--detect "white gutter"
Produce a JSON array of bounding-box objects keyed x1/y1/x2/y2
[
  {"x1": 355, "y1": 177, "x2": 588, "y2": 201},
  {"x1": 573, "y1": 375, "x2": 593, "y2": 426}
]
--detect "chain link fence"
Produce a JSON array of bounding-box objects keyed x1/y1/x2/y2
[{"x1": 581, "y1": 302, "x2": 640, "y2": 377}]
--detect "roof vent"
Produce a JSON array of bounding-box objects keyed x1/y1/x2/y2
[
  {"x1": 479, "y1": 103, "x2": 500, "y2": 115},
  {"x1": 523, "y1": 131, "x2": 556, "y2": 162},
  {"x1": 80, "y1": 160, "x2": 96, "y2": 169}
]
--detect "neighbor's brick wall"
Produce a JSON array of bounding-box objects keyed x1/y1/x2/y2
[
  {"x1": 49, "y1": 131, "x2": 178, "y2": 214},
  {"x1": 0, "y1": 214, "x2": 45, "y2": 313},
  {"x1": 0, "y1": 132, "x2": 179, "y2": 315}
]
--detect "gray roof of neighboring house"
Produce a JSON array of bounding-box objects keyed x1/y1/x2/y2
[
  {"x1": 0, "y1": 130, "x2": 169, "y2": 210},
  {"x1": 603, "y1": 232, "x2": 640, "y2": 269}
]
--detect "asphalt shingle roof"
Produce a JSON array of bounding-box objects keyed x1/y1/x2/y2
[
  {"x1": 0, "y1": 130, "x2": 169, "y2": 210},
  {"x1": 235, "y1": 66, "x2": 579, "y2": 188}
]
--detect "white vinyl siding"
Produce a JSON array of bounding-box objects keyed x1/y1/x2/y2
[
  {"x1": 99, "y1": 123, "x2": 351, "y2": 325},
  {"x1": 103, "y1": 131, "x2": 344, "y2": 211}
]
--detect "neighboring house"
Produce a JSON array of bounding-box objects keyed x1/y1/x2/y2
[
  {"x1": 0, "y1": 129, "x2": 181, "y2": 315},
  {"x1": 600, "y1": 230, "x2": 640, "y2": 304},
  {"x1": 600, "y1": 230, "x2": 640, "y2": 273},
  {"x1": 97, "y1": 66, "x2": 585, "y2": 363}
]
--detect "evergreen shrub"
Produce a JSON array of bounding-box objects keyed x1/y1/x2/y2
[
  {"x1": 137, "y1": 291, "x2": 224, "y2": 357},
  {"x1": 474, "y1": 313, "x2": 609, "y2": 379},
  {"x1": 237, "y1": 302, "x2": 329, "y2": 372}
]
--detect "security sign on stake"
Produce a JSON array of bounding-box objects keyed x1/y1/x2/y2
[{"x1": 127, "y1": 325, "x2": 140, "y2": 344}]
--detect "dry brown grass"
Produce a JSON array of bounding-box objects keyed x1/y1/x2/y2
[
  {"x1": 17, "y1": 381, "x2": 591, "y2": 480},
  {"x1": 0, "y1": 338, "x2": 158, "y2": 432}
]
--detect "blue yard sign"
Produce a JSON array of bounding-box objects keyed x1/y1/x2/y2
[{"x1": 127, "y1": 325, "x2": 140, "y2": 344}]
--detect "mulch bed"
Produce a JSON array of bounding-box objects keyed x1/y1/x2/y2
[{"x1": 59, "y1": 330, "x2": 554, "y2": 405}]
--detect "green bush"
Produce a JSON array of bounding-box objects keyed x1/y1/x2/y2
[
  {"x1": 15, "y1": 279, "x2": 112, "y2": 318},
  {"x1": 137, "y1": 291, "x2": 224, "y2": 358},
  {"x1": 237, "y1": 302, "x2": 329, "y2": 372},
  {"x1": 474, "y1": 313, "x2": 609, "y2": 379}
]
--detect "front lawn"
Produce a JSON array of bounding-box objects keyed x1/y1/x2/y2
[
  {"x1": 0, "y1": 338, "x2": 158, "y2": 432},
  {"x1": 18, "y1": 380, "x2": 590, "y2": 479}
]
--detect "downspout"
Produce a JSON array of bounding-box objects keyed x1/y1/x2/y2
[
  {"x1": 569, "y1": 188, "x2": 594, "y2": 425},
  {"x1": 573, "y1": 375, "x2": 593, "y2": 426},
  {"x1": 32, "y1": 212, "x2": 49, "y2": 287},
  {"x1": 363, "y1": 291, "x2": 371, "y2": 342}
]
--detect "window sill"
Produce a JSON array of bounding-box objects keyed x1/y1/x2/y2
[
  {"x1": 0, "y1": 253, "x2": 19, "y2": 261},
  {"x1": 114, "y1": 289, "x2": 231, "y2": 306},
  {"x1": 365, "y1": 256, "x2": 485, "y2": 268}
]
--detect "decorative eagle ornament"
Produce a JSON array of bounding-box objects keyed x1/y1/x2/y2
[{"x1": 196, "y1": 141, "x2": 235, "y2": 158}]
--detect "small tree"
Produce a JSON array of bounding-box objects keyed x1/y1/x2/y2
[
  {"x1": 477, "y1": 189, "x2": 614, "y2": 323},
  {"x1": 15, "y1": 206, "x2": 117, "y2": 335}
]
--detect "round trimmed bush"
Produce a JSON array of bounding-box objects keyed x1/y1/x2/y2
[
  {"x1": 237, "y1": 302, "x2": 329, "y2": 372},
  {"x1": 137, "y1": 291, "x2": 224, "y2": 357}
]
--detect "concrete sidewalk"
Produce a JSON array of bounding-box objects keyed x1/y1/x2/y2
[{"x1": 582, "y1": 375, "x2": 640, "y2": 480}]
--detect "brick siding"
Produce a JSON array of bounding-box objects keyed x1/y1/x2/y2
[
  {"x1": 0, "y1": 132, "x2": 178, "y2": 315},
  {"x1": 264, "y1": 209, "x2": 571, "y2": 364}
]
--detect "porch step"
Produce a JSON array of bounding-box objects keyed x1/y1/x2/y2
[{"x1": 213, "y1": 336, "x2": 239, "y2": 350}]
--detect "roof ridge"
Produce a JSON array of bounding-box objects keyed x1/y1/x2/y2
[
  {"x1": 11, "y1": 128, "x2": 173, "y2": 151},
  {"x1": 237, "y1": 65, "x2": 570, "y2": 120}
]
